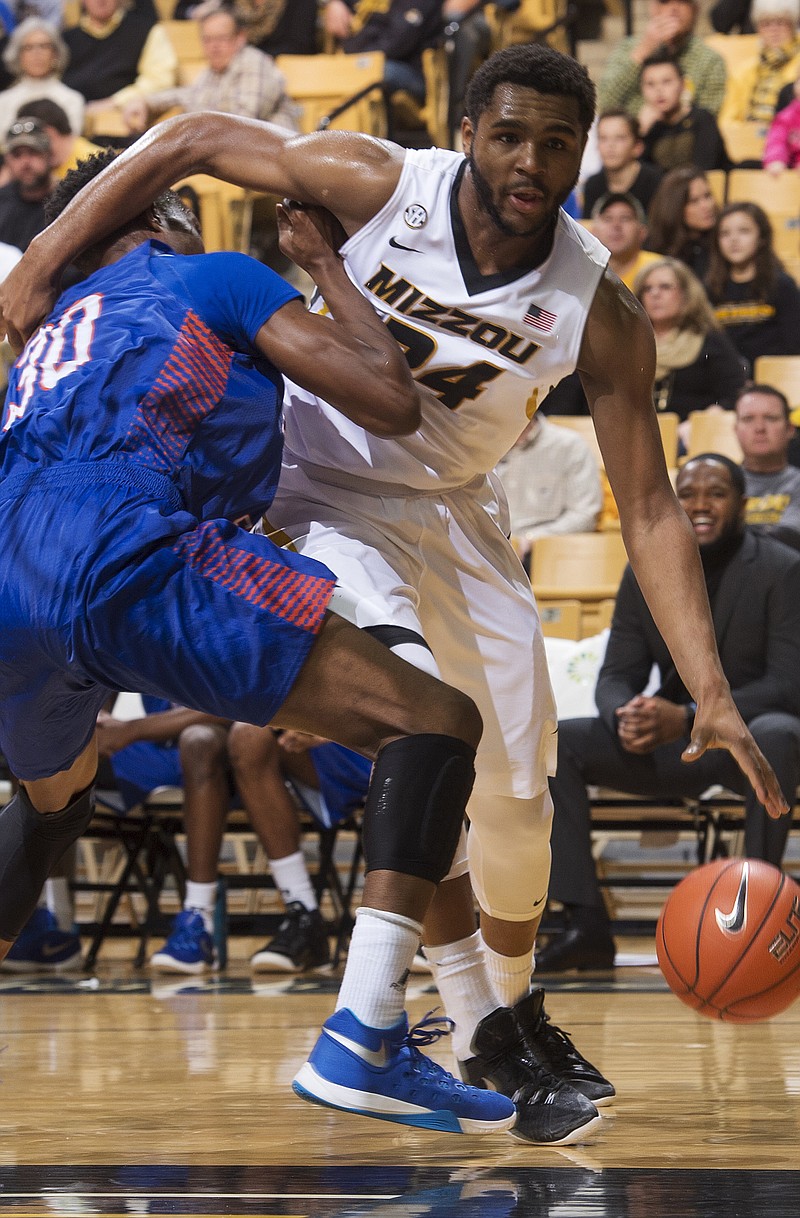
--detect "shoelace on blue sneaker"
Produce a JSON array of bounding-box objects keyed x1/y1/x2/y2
[{"x1": 401, "y1": 1011, "x2": 471, "y2": 1092}]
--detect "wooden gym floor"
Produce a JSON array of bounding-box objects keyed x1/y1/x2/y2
[{"x1": 0, "y1": 940, "x2": 798, "y2": 1218}]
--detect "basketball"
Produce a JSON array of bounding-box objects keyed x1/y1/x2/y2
[{"x1": 656, "y1": 859, "x2": 800, "y2": 1022}]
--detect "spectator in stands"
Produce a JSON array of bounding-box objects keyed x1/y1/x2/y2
[
  {"x1": 638, "y1": 54, "x2": 729, "y2": 172},
  {"x1": 235, "y1": 0, "x2": 319, "y2": 56},
  {"x1": 735, "y1": 383, "x2": 800, "y2": 546},
  {"x1": 443, "y1": 0, "x2": 520, "y2": 147},
  {"x1": 706, "y1": 201, "x2": 800, "y2": 364},
  {"x1": 0, "y1": 18, "x2": 84, "y2": 137},
  {"x1": 536, "y1": 453, "x2": 800, "y2": 972},
  {"x1": 718, "y1": 0, "x2": 800, "y2": 127},
  {"x1": 0, "y1": 118, "x2": 52, "y2": 251},
  {"x1": 634, "y1": 257, "x2": 749, "y2": 421},
  {"x1": 121, "y1": 5, "x2": 299, "y2": 134},
  {"x1": 97, "y1": 702, "x2": 371, "y2": 974},
  {"x1": 581, "y1": 109, "x2": 663, "y2": 219},
  {"x1": 322, "y1": 0, "x2": 444, "y2": 111},
  {"x1": 495, "y1": 415, "x2": 603, "y2": 572},
  {"x1": 591, "y1": 190, "x2": 662, "y2": 289},
  {"x1": 16, "y1": 98, "x2": 103, "y2": 179},
  {"x1": 598, "y1": 0, "x2": 727, "y2": 119},
  {"x1": 646, "y1": 165, "x2": 719, "y2": 278},
  {"x1": 62, "y1": 0, "x2": 159, "y2": 104},
  {"x1": 763, "y1": 71, "x2": 800, "y2": 168}
]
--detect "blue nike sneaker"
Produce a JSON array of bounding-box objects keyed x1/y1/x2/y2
[
  {"x1": 150, "y1": 909, "x2": 216, "y2": 974},
  {"x1": 1, "y1": 907, "x2": 82, "y2": 973},
  {"x1": 293, "y1": 1008, "x2": 517, "y2": 1134}
]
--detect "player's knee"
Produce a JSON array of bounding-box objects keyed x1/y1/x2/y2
[
  {"x1": 178, "y1": 723, "x2": 228, "y2": 779},
  {"x1": 467, "y1": 791, "x2": 553, "y2": 920},
  {"x1": 363, "y1": 733, "x2": 476, "y2": 884},
  {"x1": 227, "y1": 722, "x2": 278, "y2": 777},
  {"x1": 423, "y1": 685, "x2": 483, "y2": 752}
]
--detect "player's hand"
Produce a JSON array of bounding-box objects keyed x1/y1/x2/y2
[
  {"x1": 682, "y1": 694, "x2": 789, "y2": 820},
  {"x1": 95, "y1": 712, "x2": 135, "y2": 757},
  {"x1": 276, "y1": 201, "x2": 347, "y2": 273},
  {"x1": 0, "y1": 247, "x2": 58, "y2": 353},
  {"x1": 279, "y1": 730, "x2": 328, "y2": 753}
]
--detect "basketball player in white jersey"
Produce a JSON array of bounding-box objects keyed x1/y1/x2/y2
[{"x1": 1, "y1": 44, "x2": 787, "y2": 1146}]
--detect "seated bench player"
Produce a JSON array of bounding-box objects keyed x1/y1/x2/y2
[{"x1": 0, "y1": 150, "x2": 517, "y2": 1137}]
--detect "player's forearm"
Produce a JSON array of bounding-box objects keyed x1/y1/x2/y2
[{"x1": 28, "y1": 115, "x2": 293, "y2": 281}]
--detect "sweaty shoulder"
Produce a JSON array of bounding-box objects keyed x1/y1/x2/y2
[
  {"x1": 579, "y1": 268, "x2": 654, "y2": 377},
  {"x1": 154, "y1": 248, "x2": 300, "y2": 353}
]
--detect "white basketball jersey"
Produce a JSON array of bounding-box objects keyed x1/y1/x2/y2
[{"x1": 282, "y1": 147, "x2": 609, "y2": 492}]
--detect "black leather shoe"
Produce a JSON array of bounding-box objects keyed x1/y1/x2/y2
[
  {"x1": 515, "y1": 989, "x2": 616, "y2": 1106},
  {"x1": 459, "y1": 1006, "x2": 602, "y2": 1144},
  {"x1": 534, "y1": 926, "x2": 616, "y2": 973}
]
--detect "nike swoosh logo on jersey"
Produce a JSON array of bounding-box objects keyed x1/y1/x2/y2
[
  {"x1": 389, "y1": 236, "x2": 422, "y2": 253},
  {"x1": 325, "y1": 1027, "x2": 390, "y2": 1067},
  {"x1": 715, "y1": 863, "x2": 749, "y2": 934}
]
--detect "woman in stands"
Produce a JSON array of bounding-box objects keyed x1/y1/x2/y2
[
  {"x1": 634, "y1": 257, "x2": 749, "y2": 425},
  {"x1": 0, "y1": 18, "x2": 85, "y2": 138},
  {"x1": 706, "y1": 201, "x2": 800, "y2": 364},
  {"x1": 646, "y1": 165, "x2": 719, "y2": 279}
]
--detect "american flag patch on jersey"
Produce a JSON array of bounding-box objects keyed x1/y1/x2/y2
[{"x1": 523, "y1": 303, "x2": 557, "y2": 332}]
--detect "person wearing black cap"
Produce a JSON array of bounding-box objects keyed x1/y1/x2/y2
[
  {"x1": 591, "y1": 191, "x2": 662, "y2": 290},
  {"x1": 0, "y1": 118, "x2": 53, "y2": 252},
  {"x1": 15, "y1": 98, "x2": 103, "y2": 180}
]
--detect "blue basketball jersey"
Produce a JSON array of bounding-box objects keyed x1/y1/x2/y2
[{"x1": 1, "y1": 240, "x2": 301, "y2": 522}]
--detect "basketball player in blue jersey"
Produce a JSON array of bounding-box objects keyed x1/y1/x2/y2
[
  {"x1": 0, "y1": 151, "x2": 519, "y2": 1138},
  {"x1": 1, "y1": 45, "x2": 789, "y2": 1145}
]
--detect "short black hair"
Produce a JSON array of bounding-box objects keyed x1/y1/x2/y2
[
  {"x1": 45, "y1": 147, "x2": 195, "y2": 233},
  {"x1": 464, "y1": 43, "x2": 596, "y2": 134},
  {"x1": 681, "y1": 452, "x2": 746, "y2": 497},
  {"x1": 640, "y1": 52, "x2": 684, "y2": 78},
  {"x1": 735, "y1": 383, "x2": 792, "y2": 421},
  {"x1": 17, "y1": 97, "x2": 70, "y2": 135}
]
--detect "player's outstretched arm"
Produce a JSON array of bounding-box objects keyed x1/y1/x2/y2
[
  {"x1": 577, "y1": 271, "x2": 788, "y2": 821},
  {"x1": 0, "y1": 114, "x2": 403, "y2": 351},
  {"x1": 256, "y1": 203, "x2": 421, "y2": 436}
]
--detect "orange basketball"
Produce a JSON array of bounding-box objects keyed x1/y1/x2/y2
[{"x1": 656, "y1": 858, "x2": 800, "y2": 1022}]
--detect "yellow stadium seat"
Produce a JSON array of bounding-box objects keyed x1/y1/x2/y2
[
  {"x1": 727, "y1": 169, "x2": 800, "y2": 214},
  {"x1": 704, "y1": 33, "x2": 760, "y2": 74},
  {"x1": 754, "y1": 356, "x2": 800, "y2": 411},
  {"x1": 686, "y1": 409, "x2": 743, "y2": 462},
  {"x1": 531, "y1": 531, "x2": 628, "y2": 599},
  {"x1": 275, "y1": 52, "x2": 387, "y2": 137}
]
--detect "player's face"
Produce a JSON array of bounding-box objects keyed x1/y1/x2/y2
[
  {"x1": 735, "y1": 391, "x2": 793, "y2": 463},
  {"x1": 462, "y1": 84, "x2": 586, "y2": 239},
  {"x1": 676, "y1": 460, "x2": 745, "y2": 545}
]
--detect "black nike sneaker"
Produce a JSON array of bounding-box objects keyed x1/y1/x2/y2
[
  {"x1": 515, "y1": 989, "x2": 616, "y2": 1106},
  {"x1": 459, "y1": 1005, "x2": 603, "y2": 1144}
]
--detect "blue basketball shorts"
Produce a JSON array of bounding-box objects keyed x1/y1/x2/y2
[{"x1": 0, "y1": 461, "x2": 336, "y2": 781}]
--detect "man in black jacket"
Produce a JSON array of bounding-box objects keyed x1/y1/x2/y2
[{"x1": 537, "y1": 453, "x2": 800, "y2": 971}]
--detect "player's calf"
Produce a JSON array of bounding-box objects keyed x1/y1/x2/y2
[{"x1": 0, "y1": 783, "x2": 95, "y2": 949}]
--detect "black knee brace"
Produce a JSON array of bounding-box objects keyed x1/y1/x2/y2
[
  {"x1": 0, "y1": 783, "x2": 95, "y2": 941},
  {"x1": 362, "y1": 734, "x2": 475, "y2": 884}
]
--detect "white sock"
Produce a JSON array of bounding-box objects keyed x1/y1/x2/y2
[
  {"x1": 481, "y1": 934, "x2": 533, "y2": 1009},
  {"x1": 425, "y1": 931, "x2": 500, "y2": 1061},
  {"x1": 45, "y1": 877, "x2": 74, "y2": 931},
  {"x1": 269, "y1": 850, "x2": 318, "y2": 911},
  {"x1": 335, "y1": 906, "x2": 421, "y2": 1029},
  {"x1": 184, "y1": 880, "x2": 217, "y2": 934}
]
